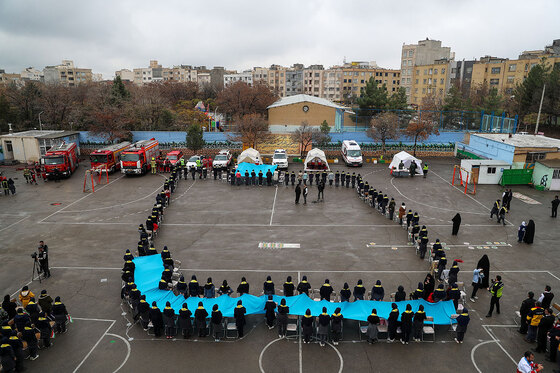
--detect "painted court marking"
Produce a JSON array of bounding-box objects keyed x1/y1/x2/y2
[
  {"x1": 0, "y1": 215, "x2": 30, "y2": 232},
  {"x1": 470, "y1": 325, "x2": 518, "y2": 373},
  {"x1": 270, "y1": 186, "x2": 278, "y2": 226}
]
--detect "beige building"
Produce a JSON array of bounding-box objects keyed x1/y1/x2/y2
[
  {"x1": 116, "y1": 69, "x2": 134, "y2": 82},
  {"x1": 302, "y1": 65, "x2": 324, "y2": 97},
  {"x1": 400, "y1": 39, "x2": 454, "y2": 102},
  {"x1": 0, "y1": 70, "x2": 22, "y2": 86},
  {"x1": 340, "y1": 65, "x2": 401, "y2": 102},
  {"x1": 267, "y1": 94, "x2": 353, "y2": 133},
  {"x1": 43, "y1": 60, "x2": 92, "y2": 86},
  {"x1": 410, "y1": 58, "x2": 452, "y2": 106}
]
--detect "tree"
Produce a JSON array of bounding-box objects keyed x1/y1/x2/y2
[
  {"x1": 316, "y1": 120, "x2": 331, "y2": 146},
  {"x1": 228, "y1": 114, "x2": 271, "y2": 149},
  {"x1": 366, "y1": 112, "x2": 400, "y2": 154},
  {"x1": 443, "y1": 83, "x2": 466, "y2": 111},
  {"x1": 387, "y1": 87, "x2": 408, "y2": 110},
  {"x1": 40, "y1": 85, "x2": 72, "y2": 129},
  {"x1": 88, "y1": 106, "x2": 132, "y2": 142},
  {"x1": 174, "y1": 104, "x2": 208, "y2": 130},
  {"x1": 291, "y1": 121, "x2": 318, "y2": 156},
  {"x1": 404, "y1": 94, "x2": 440, "y2": 156},
  {"x1": 186, "y1": 123, "x2": 205, "y2": 152},
  {"x1": 357, "y1": 77, "x2": 389, "y2": 112},
  {"x1": 110, "y1": 76, "x2": 130, "y2": 106},
  {"x1": 216, "y1": 81, "x2": 277, "y2": 118},
  {"x1": 482, "y1": 88, "x2": 503, "y2": 114}
]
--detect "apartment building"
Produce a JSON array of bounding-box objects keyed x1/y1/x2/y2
[
  {"x1": 20, "y1": 67, "x2": 43, "y2": 81},
  {"x1": 449, "y1": 60, "x2": 476, "y2": 93},
  {"x1": 43, "y1": 60, "x2": 92, "y2": 86},
  {"x1": 322, "y1": 68, "x2": 342, "y2": 101},
  {"x1": 115, "y1": 69, "x2": 134, "y2": 82},
  {"x1": 302, "y1": 65, "x2": 324, "y2": 97},
  {"x1": 0, "y1": 70, "x2": 22, "y2": 86},
  {"x1": 340, "y1": 64, "x2": 401, "y2": 102},
  {"x1": 252, "y1": 67, "x2": 269, "y2": 84},
  {"x1": 400, "y1": 39, "x2": 453, "y2": 102},
  {"x1": 223, "y1": 70, "x2": 253, "y2": 87},
  {"x1": 285, "y1": 64, "x2": 304, "y2": 97},
  {"x1": 267, "y1": 65, "x2": 287, "y2": 97},
  {"x1": 410, "y1": 58, "x2": 452, "y2": 106}
]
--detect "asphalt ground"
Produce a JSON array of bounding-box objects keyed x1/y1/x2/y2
[{"x1": 0, "y1": 157, "x2": 559, "y2": 373}]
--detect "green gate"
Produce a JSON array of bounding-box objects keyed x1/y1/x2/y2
[{"x1": 500, "y1": 168, "x2": 533, "y2": 186}]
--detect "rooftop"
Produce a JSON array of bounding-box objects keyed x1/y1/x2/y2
[
  {"x1": 462, "y1": 159, "x2": 511, "y2": 166},
  {"x1": 267, "y1": 94, "x2": 351, "y2": 111},
  {"x1": 537, "y1": 159, "x2": 560, "y2": 168},
  {"x1": 0, "y1": 130, "x2": 79, "y2": 139},
  {"x1": 473, "y1": 133, "x2": 560, "y2": 149}
]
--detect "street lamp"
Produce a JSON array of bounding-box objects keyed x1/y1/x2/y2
[{"x1": 38, "y1": 111, "x2": 44, "y2": 131}]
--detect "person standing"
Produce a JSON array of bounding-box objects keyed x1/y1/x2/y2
[
  {"x1": 317, "y1": 180, "x2": 325, "y2": 201},
  {"x1": 535, "y1": 308, "x2": 555, "y2": 353},
  {"x1": 302, "y1": 171, "x2": 308, "y2": 186},
  {"x1": 317, "y1": 307, "x2": 330, "y2": 347},
  {"x1": 470, "y1": 268, "x2": 484, "y2": 302},
  {"x1": 422, "y1": 163, "x2": 428, "y2": 178},
  {"x1": 328, "y1": 171, "x2": 334, "y2": 186},
  {"x1": 303, "y1": 185, "x2": 308, "y2": 205},
  {"x1": 178, "y1": 304, "x2": 192, "y2": 339},
  {"x1": 387, "y1": 303, "x2": 399, "y2": 343},
  {"x1": 194, "y1": 302, "x2": 208, "y2": 337},
  {"x1": 295, "y1": 184, "x2": 301, "y2": 204},
  {"x1": 276, "y1": 299, "x2": 289, "y2": 338},
  {"x1": 38, "y1": 241, "x2": 50, "y2": 278},
  {"x1": 366, "y1": 308, "x2": 380, "y2": 344},
  {"x1": 301, "y1": 309, "x2": 313, "y2": 344},
  {"x1": 506, "y1": 189, "x2": 513, "y2": 211},
  {"x1": 486, "y1": 275, "x2": 504, "y2": 317},
  {"x1": 518, "y1": 222, "x2": 527, "y2": 242},
  {"x1": 400, "y1": 304, "x2": 414, "y2": 344},
  {"x1": 552, "y1": 196, "x2": 560, "y2": 218},
  {"x1": 452, "y1": 213, "x2": 462, "y2": 236},
  {"x1": 409, "y1": 161, "x2": 417, "y2": 177},
  {"x1": 388, "y1": 198, "x2": 396, "y2": 221},
  {"x1": 490, "y1": 199, "x2": 501, "y2": 220},
  {"x1": 264, "y1": 296, "x2": 276, "y2": 329},
  {"x1": 524, "y1": 220, "x2": 535, "y2": 244},
  {"x1": 330, "y1": 308, "x2": 343, "y2": 345},
  {"x1": 538, "y1": 285, "x2": 554, "y2": 310},
  {"x1": 210, "y1": 304, "x2": 223, "y2": 341},
  {"x1": 398, "y1": 203, "x2": 406, "y2": 225},
  {"x1": 412, "y1": 305, "x2": 427, "y2": 342},
  {"x1": 477, "y1": 255, "x2": 491, "y2": 289},
  {"x1": 547, "y1": 317, "x2": 560, "y2": 363},
  {"x1": 455, "y1": 308, "x2": 470, "y2": 343},
  {"x1": 497, "y1": 205, "x2": 507, "y2": 226}
]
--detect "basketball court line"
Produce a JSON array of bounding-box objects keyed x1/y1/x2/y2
[
  {"x1": 270, "y1": 186, "x2": 278, "y2": 226},
  {"x1": 0, "y1": 215, "x2": 30, "y2": 232},
  {"x1": 72, "y1": 318, "x2": 116, "y2": 373}
]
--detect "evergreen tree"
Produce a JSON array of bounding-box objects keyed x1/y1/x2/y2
[
  {"x1": 110, "y1": 76, "x2": 130, "y2": 106},
  {"x1": 387, "y1": 87, "x2": 408, "y2": 110},
  {"x1": 482, "y1": 88, "x2": 503, "y2": 114},
  {"x1": 357, "y1": 77, "x2": 388, "y2": 112},
  {"x1": 186, "y1": 123, "x2": 205, "y2": 152}
]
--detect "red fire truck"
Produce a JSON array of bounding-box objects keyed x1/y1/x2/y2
[
  {"x1": 89, "y1": 141, "x2": 131, "y2": 173},
  {"x1": 42, "y1": 142, "x2": 80, "y2": 179},
  {"x1": 120, "y1": 139, "x2": 159, "y2": 175}
]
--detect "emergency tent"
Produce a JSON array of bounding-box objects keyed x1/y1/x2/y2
[
  {"x1": 134, "y1": 255, "x2": 457, "y2": 325},
  {"x1": 235, "y1": 162, "x2": 277, "y2": 176},
  {"x1": 237, "y1": 148, "x2": 262, "y2": 165},
  {"x1": 304, "y1": 148, "x2": 330, "y2": 171},
  {"x1": 388, "y1": 151, "x2": 422, "y2": 175}
]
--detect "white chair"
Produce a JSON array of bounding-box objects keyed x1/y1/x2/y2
[
  {"x1": 225, "y1": 318, "x2": 238, "y2": 339},
  {"x1": 422, "y1": 316, "x2": 435, "y2": 342},
  {"x1": 286, "y1": 315, "x2": 299, "y2": 336},
  {"x1": 358, "y1": 320, "x2": 368, "y2": 340}
]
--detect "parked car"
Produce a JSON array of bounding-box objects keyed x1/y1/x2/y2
[
  {"x1": 272, "y1": 149, "x2": 289, "y2": 170},
  {"x1": 212, "y1": 150, "x2": 232, "y2": 169}
]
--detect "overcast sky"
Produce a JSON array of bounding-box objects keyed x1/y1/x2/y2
[{"x1": 0, "y1": 0, "x2": 558, "y2": 79}]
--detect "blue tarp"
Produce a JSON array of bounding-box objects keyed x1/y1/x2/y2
[
  {"x1": 133, "y1": 255, "x2": 457, "y2": 324},
  {"x1": 235, "y1": 162, "x2": 277, "y2": 176}
]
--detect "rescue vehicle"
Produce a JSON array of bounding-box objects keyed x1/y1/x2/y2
[
  {"x1": 165, "y1": 150, "x2": 184, "y2": 166},
  {"x1": 89, "y1": 141, "x2": 131, "y2": 172},
  {"x1": 42, "y1": 142, "x2": 80, "y2": 179},
  {"x1": 120, "y1": 139, "x2": 159, "y2": 175}
]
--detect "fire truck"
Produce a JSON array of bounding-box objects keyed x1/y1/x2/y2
[
  {"x1": 120, "y1": 139, "x2": 159, "y2": 175},
  {"x1": 89, "y1": 141, "x2": 131, "y2": 173},
  {"x1": 42, "y1": 142, "x2": 80, "y2": 179}
]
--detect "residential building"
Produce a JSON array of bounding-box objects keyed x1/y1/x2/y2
[
  {"x1": 400, "y1": 39, "x2": 454, "y2": 102},
  {"x1": 302, "y1": 65, "x2": 324, "y2": 97},
  {"x1": 43, "y1": 60, "x2": 93, "y2": 86},
  {"x1": 0, "y1": 70, "x2": 22, "y2": 86},
  {"x1": 267, "y1": 65, "x2": 287, "y2": 97},
  {"x1": 449, "y1": 59, "x2": 476, "y2": 93},
  {"x1": 252, "y1": 67, "x2": 269, "y2": 84},
  {"x1": 20, "y1": 67, "x2": 43, "y2": 81},
  {"x1": 285, "y1": 65, "x2": 304, "y2": 96},
  {"x1": 223, "y1": 70, "x2": 253, "y2": 87},
  {"x1": 115, "y1": 69, "x2": 134, "y2": 82},
  {"x1": 340, "y1": 63, "x2": 401, "y2": 103},
  {"x1": 410, "y1": 58, "x2": 452, "y2": 106},
  {"x1": 322, "y1": 68, "x2": 342, "y2": 101},
  {"x1": 197, "y1": 72, "x2": 211, "y2": 85}
]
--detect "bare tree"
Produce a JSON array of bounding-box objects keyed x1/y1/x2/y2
[
  {"x1": 228, "y1": 113, "x2": 271, "y2": 149},
  {"x1": 291, "y1": 121, "x2": 319, "y2": 156},
  {"x1": 217, "y1": 81, "x2": 277, "y2": 118},
  {"x1": 404, "y1": 94, "x2": 440, "y2": 156},
  {"x1": 366, "y1": 112, "x2": 400, "y2": 154}
]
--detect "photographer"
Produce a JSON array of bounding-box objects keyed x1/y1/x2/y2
[{"x1": 37, "y1": 241, "x2": 50, "y2": 279}]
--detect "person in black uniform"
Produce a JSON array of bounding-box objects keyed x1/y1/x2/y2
[
  {"x1": 0, "y1": 338, "x2": 16, "y2": 372},
  {"x1": 302, "y1": 309, "x2": 313, "y2": 343},
  {"x1": 413, "y1": 305, "x2": 427, "y2": 342},
  {"x1": 351, "y1": 172, "x2": 356, "y2": 188},
  {"x1": 244, "y1": 170, "x2": 250, "y2": 186},
  {"x1": 317, "y1": 180, "x2": 325, "y2": 201},
  {"x1": 320, "y1": 279, "x2": 334, "y2": 301},
  {"x1": 21, "y1": 322, "x2": 39, "y2": 360},
  {"x1": 158, "y1": 278, "x2": 169, "y2": 290},
  {"x1": 433, "y1": 284, "x2": 447, "y2": 302},
  {"x1": 150, "y1": 302, "x2": 163, "y2": 337},
  {"x1": 309, "y1": 172, "x2": 314, "y2": 186},
  {"x1": 331, "y1": 308, "x2": 343, "y2": 345},
  {"x1": 395, "y1": 285, "x2": 407, "y2": 302},
  {"x1": 263, "y1": 276, "x2": 275, "y2": 295},
  {"x1": 8, "y1": 331, "x2": 24, "y2": 372},
  {"x1": 455, "y1": 308, "x2": 470, "y2": 343},
  {"x1": 387, "y1": 303, "x2": 399, "y2": 342},
  {"x1": 366, "y1": 308, "x2": 380, "y2": 344},
  {"x1": 188, "y1": 275, "x2": 200, "y2": 298},
  {"x1": 345, "y1": 172, "x2": 350, "y2": 188},
  {"x1": 295, "y1": 184, "x2": 301, "y2": 204},
  {"x1": 178, "y1": 303, "x2": 192, "y2": 339},
  {"x1": 276, "y1": 299, "x2": 289, "y2": 338},
  {"x1": 283, "y1": 276, "x2": 295, "y2": 297},
  {"x1": 234, "y1": 300, "x2": 247, "y2": 338},
  {"x1": 401, "y1": 304, "x2": 414, "y2": 344},
  {"x1": 194, "y1": 302, "x2": 208, "y2": 337},
  {"x1": 518, "y1": 292, "x2": 536, "y2": 335},
  {"x1": 340, "y1": 171, "x2": 346, "y2": 187},
  {"x1": 230, "y1": 169, "x2": 235, "y2": 185},
  {"x1": 176, "y1": 276, "x2": 187, "y2": 296},
  {"x1": 162, "y1": 301, "x2": 175, "y2": 339},
  {"x1": 436, "y1": 255, "x2": 447, "y2": 281},
  {"x1": 136, "y1": 295, "x2": 150, "y2": 331},
  {"x1": 211, "y1": 304, "x2": 223, "y2": 341},
  {"x1": 25, "y1": 298, "x2": 40, "y2": 325},
  {"x1": 258, "y1": 170, "x2": 263, "y2": 186},
  {"x1": 36, "y1": 311, "x2": 52, "y2": 347},
  {"x1": 284, "y1": 171, "x2": 289, "y2": 187},
  {"x1": 250, "y1": 170, "x2": 256, "y2": 185},
  {"x1": 419, "y1": 234, "x2": 429, "y2": 260},
  {"x1": 340, "y1": 283, "x2": 351, "y2": 302},
  {"x1": 552, "y1": 195, "x2": 560, "y2": 217},
  {"x1": 237, "y1": 277, "x2": 249, "y2": 295},
  {"x1": 264, "y1": 295, "x2": 276, "y2": 329},
  {"x1": 291, "y1": 171, "x2": 296, "y2": 186},
  {"x1": 406, "y1": 210, "x2": 413, "y2": 228},
  {"x1": 371, "y1": 280, "x2": 384, "y2": 301},
  {"x1": 382, "y1": 194, "x2": 389, "y2": 214},
  {"x1": 218, "y1": 280, "x2": 233, "y2": 296},
  {"x1": 335, "y1": 171, "x2": 340, "y2": 187},
  {"x1": 411, "y1": 282, "x2": 424, "y2": 300},
  {"x1": 353, "y1": 279, "x2": 366, "y2": 300},
  {"x1": 448, "y1": 283, "x2": 461, "y2": 310},
  {"x1": 52, "y1": 297, "x2": 68, "y2": 334},
  {"x1": 317, "y1": 307, "x2": 330, "y2": 347},
  {"x1": 297, "y1": 276, "x2": 311, "y2": 296}
]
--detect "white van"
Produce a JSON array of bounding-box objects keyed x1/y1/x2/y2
[{"x1": 341, "y1": 140, "x2": 363, "y2": 167}]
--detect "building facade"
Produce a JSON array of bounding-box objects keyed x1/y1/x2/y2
[
  {"x1": 340, "y1": 64, "x2": 401, "y2": 102},
  {"x1": 400, "y1": 39, "x2": 453, "y2": 102},
  {"x1": 223, "y1": 70, "x2": 253, "y2": 87},
  {"x1": 410, "y1": 58, "x2": 452, "y2": 106}
]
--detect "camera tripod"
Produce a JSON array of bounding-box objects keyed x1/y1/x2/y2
[{"x1": 32, "y1": 257, "x2": 42, "y2": 283}]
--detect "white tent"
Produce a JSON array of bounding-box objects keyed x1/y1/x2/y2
[
  {"x1": 237, "y1": 147, "x2": 262, "y2": 165},
  {"x1": 304, "y1": 148, "x2": 330, "y2": 171},
  {"x1": 388, "y1": 151, "x2": 422, "y2": 175}
]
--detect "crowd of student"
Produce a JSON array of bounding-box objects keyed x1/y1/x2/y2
[{"x1": 0, "y1": 287, "x2": 69, "y2": 372}]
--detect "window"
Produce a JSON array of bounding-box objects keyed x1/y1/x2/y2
[
  {"x1": 487, "y1": 167, "x2": 496, "y2": 174},
  {"x1": 424, "y1": 69, "x2": 427, "y2": 75},
  {"x1": 508, "y1": 64, "x2": 517, "y2": 72},
  {"x1": 416, "y1": 70, "x2": 420, "y2": 75},
  {"x1": 526, "y1": 152, "x2": 546, "y2": 163},
  {"x1": 415, "y1": 79, "x2": 419, "y2": 84},
  {"x1": 553, "y1": 169, "x2": 560, "y2": 179},
  {"x1": 408, "y1": 60, "x2": 413, "y2": 66},
  {"x1": 5, "y1": 141, "x2": 12, "y2": 152},
  {"x1": 429, "y1": 68, "x2": 433, "y2": 75},
  {"x1": 343, "y1": 79, "x2": 347, "y2": 83},
  {"x1": 422, "y1": 88, "x2": 426, "y2": 93},
  {"x1": 361, "y1": 72, "x2": 365, "y2": 76},
  {"x1": 440, "y1": 78, "x2": 444, "y2": 84},
  {"x1": 434, "y1": 69, "x2": 438, "y2": 74},
  {"x1": 490, "y1": 78, "x2": 499, "y2": 85},
  {"x1": 441, "y1": 68, "x2": 445, "y2": 74},
  {"x1": 507, "y1": 76, "x2": 514, "y2": 83},
  {"x1": 414, "y1": 88, "x2": 418, "y2": 93},
  {"x1": 361, "y1": 80, "x2": 364, "y2": 83},
  {"x1": 491, "y1": 67, "x2": 501, "y2": 74},
  {"x1": 428, "y1": 78, "x2": 432, "y2": 84},
  {"x1": 439, "y1": 88, "x2": 443, "y2": 94},
  {"x1": 423, "y1": 79, "x2": 427, "y2": 84},
  {"x1": 314, "y1": 73, "x2": 319, "y2": 77},
  {"x1": 408, "y1": 50, "x2": 413, "y2": 57},
  {"x1": 466, "y1": 67, "x2": 472, "y2": 73}
]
